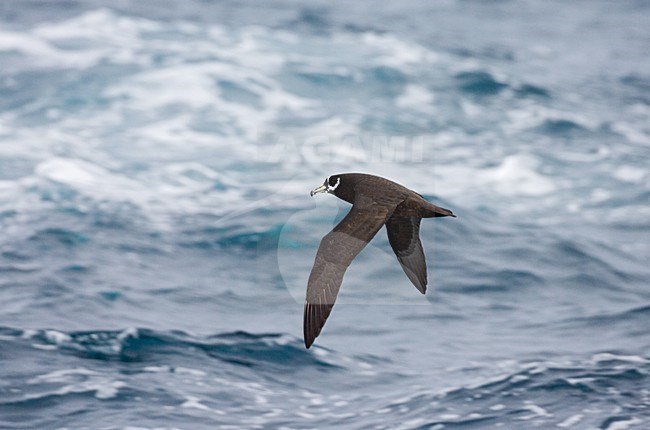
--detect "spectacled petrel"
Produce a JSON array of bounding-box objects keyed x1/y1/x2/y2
[{"x1": 305, "y1": 173, "x2": 455, "y2": 348}]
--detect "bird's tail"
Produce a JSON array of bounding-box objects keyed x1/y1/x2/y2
[{"x1": 422, "y1": 202, "x2": 456, "y2": 218}]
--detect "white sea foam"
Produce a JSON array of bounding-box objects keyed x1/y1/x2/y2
[
  {"x1": 521, "y1": 403, "x2": 552, "y2": 418},
  {"x1": 143, "y1": 365, "x2": 172, "y2": 373},
  {"x1": 28, "y1": 367, "x2": 125, "y2": 399},
  {"x1": 34, "y1": 9, "x2": 161, "y2": 43},
  {"x1": 123, "y1": 427, "x2": 183, "y2": 430},
  {"x1": 396, "y1": 84, "x2": 436, "y2": 113},
  {"x1": 0, "y1": 10, "x2": 157, "y2": 69},
  {"x1": 43, "y1": 329, "x2": 73, "y2": 345},
  {"x1": 0, "y1": 31, "x2": 71, "y2": 65},
  {"x1": 613, "y1": 166, "x2": 647, "y2": 183},
  {"x1": 604, "y1": 417, "x2": 643, "y2": 430},
  {"x1": 174, "y1": 367, "x2": 207, "y2": 376},
  {"x1": 487, "y1": 155, "x2": 556, "y2": 196},
  {"x1": 611, "y1": 122, "x2": 650, "y2": 145},
  {"x1": 180, "y1": 395, "x2": 211, "y2": 411},
  {"x1": 591, "y1": 353, "x2": 647, "y2": 364},
  {"x1": 361, "y1": 32, "x2": 439, "y2": 67},
  {"x1": 557, "y1": 414, "x2": 583, "y2": 427},
  {"x1": 0, "y1": 7, "x2": 641, "y2": 231},
  {"x1": 28, "y1": 367, "x2": 98, "y2": 383}
]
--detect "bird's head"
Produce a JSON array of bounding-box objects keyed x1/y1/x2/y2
[
  {"x1": 310, "y1": 175, "x2": 342, "y2": 197},
  {"x1": 310, "y1": 174, "x2": 359, "y2": 203}
]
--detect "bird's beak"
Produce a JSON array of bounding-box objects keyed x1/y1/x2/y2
[{"x1": 310, "y1": 183, "x2": 328, "y2": 197}]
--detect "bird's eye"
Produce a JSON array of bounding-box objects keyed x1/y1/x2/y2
[{"x1": 328, "y1": 176, "x2": 338, "y2": 187}]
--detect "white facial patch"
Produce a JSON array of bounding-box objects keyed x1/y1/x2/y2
[{"x1": 327, "y1": 177, "x2": 341, "y2": 193}]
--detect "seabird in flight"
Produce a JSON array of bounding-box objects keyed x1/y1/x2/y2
[{"x1": 305, "y1": 173, "x2": 455, "y2": 348}]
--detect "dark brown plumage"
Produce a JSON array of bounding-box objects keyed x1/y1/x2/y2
[{"x1": 305, "y1": 173, "x2": 455, "y2": 348}]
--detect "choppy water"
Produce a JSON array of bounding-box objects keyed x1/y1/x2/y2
[{"x1": 1, "y1": 1, "x2": 649, "y2": 429}]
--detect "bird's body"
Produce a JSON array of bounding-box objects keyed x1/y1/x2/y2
[{"x1": 305, "y1": 173, "x2": 455, "y2": 348}]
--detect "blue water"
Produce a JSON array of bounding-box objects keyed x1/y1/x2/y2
[{"x1": 1, "y1": 1, "x2": 649, "y2": 429}]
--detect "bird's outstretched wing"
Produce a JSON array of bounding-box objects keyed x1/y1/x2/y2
[
  {"x1": 304, "y1": 201, "x2": 391, "y2": 348},
  {"x1": 386, "y1": 213, "x2": 427, "y2": 294}
]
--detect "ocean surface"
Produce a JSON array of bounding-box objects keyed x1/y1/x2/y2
[{"x1": 1, "y1": 1, "x2": 649, "y2": 429}]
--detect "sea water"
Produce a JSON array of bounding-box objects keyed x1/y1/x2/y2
[{"x1": 0, "y1": 1, "x2": 649, "y2": 429}]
